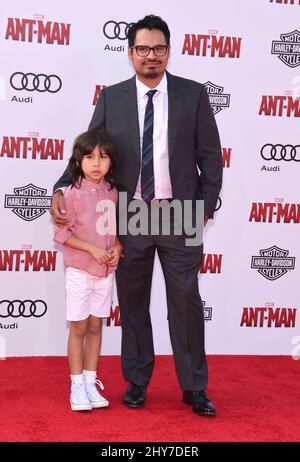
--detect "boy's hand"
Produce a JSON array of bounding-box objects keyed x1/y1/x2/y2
[
  {"x1": 89, "y1": 245, "x2": 111, "y2": 264},
  {"x1": 107, "y1": 246, "x2": 122, "y2": 266}
]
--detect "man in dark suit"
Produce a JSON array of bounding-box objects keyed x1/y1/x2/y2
[{"x1": 51, "y1": 15, "x2": 222, "y2": 416}]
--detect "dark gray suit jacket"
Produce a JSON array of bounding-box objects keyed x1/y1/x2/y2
[{"x1": 54, "y1": 71, "x2": 222, "y2": 219}]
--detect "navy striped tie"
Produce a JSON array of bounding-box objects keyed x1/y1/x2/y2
[{"x1": 141, "y1": 89, "x2": 157, "y2": 202}]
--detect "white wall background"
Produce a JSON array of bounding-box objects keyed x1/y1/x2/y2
[{"x1": 0, "y1": 0, "x2": 299, "y2": 357}]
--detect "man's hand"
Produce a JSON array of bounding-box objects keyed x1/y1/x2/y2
[
  {"x1": 50, "y1": 190, "x2": 68, "y2": 225},
  {"x1": 107, "y1": 246, "x2": 122, "y2": 266}
]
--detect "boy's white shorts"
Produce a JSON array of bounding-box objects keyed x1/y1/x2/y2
[{"x1": 65, "y1": 267, "x2": 114, "y2": 321}]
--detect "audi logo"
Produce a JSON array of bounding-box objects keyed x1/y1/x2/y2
[
  {"x1": 215, "y1": 197, "x2": 222, "y2": 211},
  {"x1": 0, "y1": 300, "x2": 47, "y2": 318},
  {"x1": 261, "y1": 144, "x2": 300, "y2": 162},
  {"x1": 103, "y1": 21, "x2": 134, "y2": 40},
  {"x1": 10, "y1": 72, "x2": 62, "y2": 93}
]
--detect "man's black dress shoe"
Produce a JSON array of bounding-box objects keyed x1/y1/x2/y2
[
  {"x1": 123, "y1": 383, "x2": 146, "y2": 408},
  {"x1": 183, "y1": 390, "x2": 217, "y2": 416}
]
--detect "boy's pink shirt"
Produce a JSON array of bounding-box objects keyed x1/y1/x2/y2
[{"x1": 54, "y1": 177, "x2": 118, "y2": 277}]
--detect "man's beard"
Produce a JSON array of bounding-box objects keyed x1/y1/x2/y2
[
  {"x1": 142, "y1": 60, "x2": 162, "y2": 79},
  {"x1": 143, "y1": 69, "x2": 159, "y2": 78}
]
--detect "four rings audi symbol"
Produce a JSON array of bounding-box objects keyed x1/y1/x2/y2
[
  {"x1": 10, "y1": 72, "x2": 62, "y2": 93},
  {"x1": 0, "y1": 300, "x2": 47, "y2": 318},
  {"x1": 261, "y1": 144, "x2": 300, "y2": 162},
  {"x1": 215, "y1": 197, "x2": 222, "y2": 211},
  {"x1": 103, "y1": 21, "x2": 134, "y2": 40}
]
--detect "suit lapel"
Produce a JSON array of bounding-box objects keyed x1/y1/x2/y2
[
  {"x1": 124, "y1": 76, "x2": 140, "y2": 163},
  {"x1": 167, "y1": 72, "x2": 182, "y2": 160}
]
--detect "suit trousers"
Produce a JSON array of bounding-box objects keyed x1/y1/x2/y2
[{"x1": 116, "y1": 205, "x2": 208, "y2": 391}]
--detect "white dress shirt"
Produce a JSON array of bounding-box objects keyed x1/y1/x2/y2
[
  {"x1": 57, "y1": 73, "x2": 173, "y2": 200},
  {"x1": 134, "y1": 72, "x2": 173, "y2": 199}
]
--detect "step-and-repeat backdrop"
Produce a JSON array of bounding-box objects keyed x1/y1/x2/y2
[{"x1": 1, "y1": 0, "x2": 299, "y2": 358}]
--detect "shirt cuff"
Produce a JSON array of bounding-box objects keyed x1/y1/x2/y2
[{"x1": 53, "y1": 227, "x2": 72, "y2": 245}]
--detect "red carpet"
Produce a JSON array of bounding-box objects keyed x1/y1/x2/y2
[{"x1": 0, "y1": 355, "x2": 299, "y2": 442}]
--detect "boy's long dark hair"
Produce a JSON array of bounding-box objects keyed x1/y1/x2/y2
[{"x1": 68, "y1": 129, "x2": 116, "y2": 189}]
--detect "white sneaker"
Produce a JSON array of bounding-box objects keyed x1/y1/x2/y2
[
  {"x1": 70, "y1": 381, "x2": 92, "y2": 411},
  {"x1": 85, "y1": 378, "x2": 109, "y2": 408}
]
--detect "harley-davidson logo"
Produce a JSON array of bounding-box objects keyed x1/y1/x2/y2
[
  {"x1": 251, "y1": 245, "x2": 295, "y2": 281},
  {"x1": 202, "y1": 301, "x2": 212, "y2": 321},
  {"x1": 4, "y1": 183, "x2": 52, "y2": 221},
  {"x1": 204, "y1": 81, "x2": 230, "y2": 115},
  {"x1": 271, "y1": 30, "x2": 300, "y2": 68}
]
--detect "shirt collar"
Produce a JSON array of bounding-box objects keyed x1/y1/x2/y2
[
  {"x1": 136, "y1": 72, "x2": 167, "y2": 98},
  {"x1": 79, "y1": 177, "x2": 105, "y2": 190}
]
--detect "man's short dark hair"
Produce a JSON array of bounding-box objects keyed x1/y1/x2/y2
[{"x1": 127, "y1": 15, "x2": 170, "y2": 47}]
